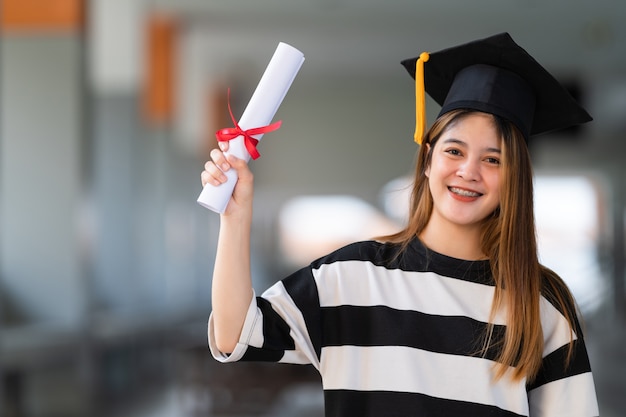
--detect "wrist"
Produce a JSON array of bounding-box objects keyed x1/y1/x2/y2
[{"x1": 220, "y1": 211, "x2": 252, "y2": 233}]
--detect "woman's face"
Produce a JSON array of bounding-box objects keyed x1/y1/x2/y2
[{"x1": 425, "y1": 112, "x2": 502, "y2": 231}]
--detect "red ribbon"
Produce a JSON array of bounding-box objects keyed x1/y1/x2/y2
[{"x1": 215, "y1": 89, "x2": 282, "y2": 160}]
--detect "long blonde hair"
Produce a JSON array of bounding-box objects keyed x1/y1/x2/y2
[{"x1": 384, "y1": 109, "x2": 577, "y2": 382}]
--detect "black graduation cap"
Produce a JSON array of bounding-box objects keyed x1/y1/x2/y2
[{"x1": 401, "y1": 32, "x2": 592, "y2": 144}]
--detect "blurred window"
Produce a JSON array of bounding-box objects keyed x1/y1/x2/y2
[{"x1": 534, "y1": 174, "x2": 607, "y2": 314}]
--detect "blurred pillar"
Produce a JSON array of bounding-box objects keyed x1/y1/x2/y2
[
  {"x1": 0, "y1": 0, "x2": 88, "y2": 416},
  {"x1": 612, "y1": 168, "x2": 626, "y2": 321},
  {"x1": 142, "y1": 14, "x2": 178, "y2": 126},
  {"x1": 0, "y1": 0, "x2": 87, "y2": 323}
]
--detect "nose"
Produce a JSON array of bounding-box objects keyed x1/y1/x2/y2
[{"x1": 456, "y1": 159, "x2": 481, "y2": 181}]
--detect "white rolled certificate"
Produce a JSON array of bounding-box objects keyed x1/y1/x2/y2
[{"x1": 197, "y1": 42, "x2": 305, "y2": 213}]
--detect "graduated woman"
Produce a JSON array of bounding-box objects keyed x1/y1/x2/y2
[{"x1": 201, "y1": 32, "x2": 600, "y2": 416}]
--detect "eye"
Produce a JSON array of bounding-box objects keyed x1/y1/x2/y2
[
  {"x1": 485, "y1": 156, "x2": 501, "y2": 165},
  {"x1": 445, "y1": 148, "x2": 462, "y2": 156}
]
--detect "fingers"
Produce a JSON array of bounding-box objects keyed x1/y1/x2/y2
[
  {"x1": 201, "y1": 147, "x2": 252, "y2": 188},
  {"x1": 200, "y1": 147, "x2": 255, "y2": 214},
  {"x1": 201, "y1": 149, "x2": 229, "y2": 187},
  {"x1": 218, "y1": 140, "x2": 229, "y2": 153},
  {"x1": 212, "y1": 148, "x2": 232, "y2": 173}
]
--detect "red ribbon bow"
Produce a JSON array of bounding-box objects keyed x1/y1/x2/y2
[{"x1": 215, "y1": 89, "x2": 282, "y2": 160}]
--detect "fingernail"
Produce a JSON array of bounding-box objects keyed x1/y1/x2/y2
[{"x1": 221, "y1": 162, "x2": 229, "y2": 171}]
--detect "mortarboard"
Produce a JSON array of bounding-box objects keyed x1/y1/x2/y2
[{"x1": 401, "y1": 32, "x2": 592, "y2": 144}]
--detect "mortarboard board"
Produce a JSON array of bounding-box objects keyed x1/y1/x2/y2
[{"x1": 401, "y1": 32, "x2": 592, "y2": 144}]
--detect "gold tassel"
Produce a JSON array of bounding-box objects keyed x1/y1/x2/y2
[{"x1": 414, "y1": 52, "x2": 430, "y2": 144}]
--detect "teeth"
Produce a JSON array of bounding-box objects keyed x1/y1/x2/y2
[{"x1": 449, "y1": 187, "x2": 481, "y2": 197}]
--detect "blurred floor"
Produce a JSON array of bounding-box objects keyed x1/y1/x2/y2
[
  {"x1": 102, "y1": 354, "x2": 324, "y2": 417},
  {"x1": 105, "y1": 383, "x2": 324, "y2": 417}
]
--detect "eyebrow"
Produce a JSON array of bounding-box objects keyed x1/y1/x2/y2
[{"x1": 441, "y1": 138, "x2": 501, "y2": 154}]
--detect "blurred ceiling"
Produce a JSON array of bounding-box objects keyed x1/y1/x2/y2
[
  {"x1": 151, "y1": 0, "x2": 624, "y2": 79},
  {"x1": 138, "y1": 0, "x2": 625, "y2": 140},
  {"x1": 89, "y1": 0, "x2": 626, "y2": 148}
]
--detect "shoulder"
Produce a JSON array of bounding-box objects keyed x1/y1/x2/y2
[
  {"x1": 309, "y1": 240, "x2": 401, "y2": 269},
  {"x1": 280, "y1": 241, "x2": 394, "y2": 291}
]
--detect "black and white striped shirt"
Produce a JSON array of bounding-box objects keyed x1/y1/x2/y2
[{"x1": 209, "y1": 238, "x2": 599, "y2": 416}]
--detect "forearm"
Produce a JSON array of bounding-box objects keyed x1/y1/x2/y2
[
  {"x1": 202, "y1": 146, "x2": 256, "y2": 353},
  {"x1": 212, "y1": 213, "x2": 255, "y2": 353}
]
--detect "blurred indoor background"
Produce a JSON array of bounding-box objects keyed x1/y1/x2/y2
[{"x1": 0, "y1": 0, "x2": 624, "y2": 416}]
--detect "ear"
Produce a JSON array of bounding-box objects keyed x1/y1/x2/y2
[{"x1": 424, "y1": 143, "x2": 431, "y2": 178}]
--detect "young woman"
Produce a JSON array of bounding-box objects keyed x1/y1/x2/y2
[{"x1": 201, "y1": 33, "x2": 600, "y2": 417}]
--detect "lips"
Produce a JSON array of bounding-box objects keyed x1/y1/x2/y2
[{"x1": 448, "y1": 186, "x2": 483, "y2": 198}]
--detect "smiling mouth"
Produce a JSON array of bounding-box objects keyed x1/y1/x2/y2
[{"x1": 449, "y1": 186, "x2": 483, "y2": 197}]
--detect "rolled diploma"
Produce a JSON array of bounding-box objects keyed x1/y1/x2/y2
[{"x1": 197, "y1": 42, "x2": 305, "y2": 213}]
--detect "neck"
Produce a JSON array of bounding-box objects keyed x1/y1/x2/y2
[{"x1": 419, "y1": 220, "x2": 486, "y2": 261}]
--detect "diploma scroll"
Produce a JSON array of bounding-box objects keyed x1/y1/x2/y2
[{"x1": 197, "y1": 42, "x2": 305, "y2": 213}]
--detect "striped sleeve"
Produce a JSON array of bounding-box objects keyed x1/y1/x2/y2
[{"x1": 207, "y1": 266, "x2": 323, "y2": 369}]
